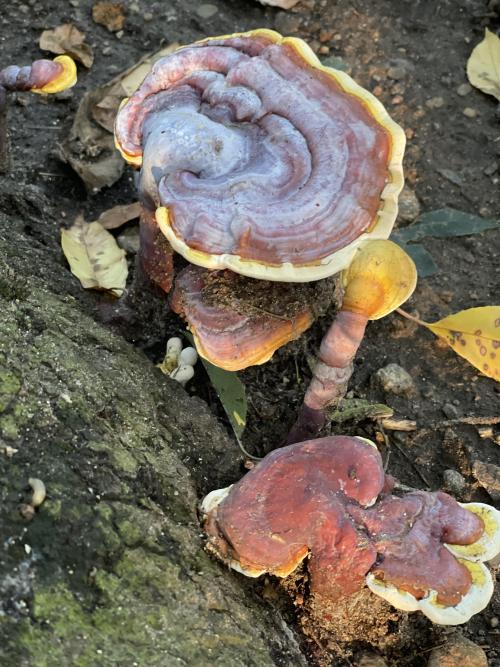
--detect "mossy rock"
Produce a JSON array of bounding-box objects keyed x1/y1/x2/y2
[{"x1": 0, "y1": 184, "x2": 305, "y2": 666}]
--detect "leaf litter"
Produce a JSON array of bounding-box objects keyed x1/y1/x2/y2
[{"x1": 61, "y1": 214, "x2": 128, "y2": 297}]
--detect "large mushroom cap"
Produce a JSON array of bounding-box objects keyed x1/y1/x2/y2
[{"x1": 115, "y1": 30, "x2": 405, "y2": 282}]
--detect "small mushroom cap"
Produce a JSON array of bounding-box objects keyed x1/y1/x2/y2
[
  {"x1": 116, "y1": 30, "x2": 405, "y2": 282},
  {"x1": 446, "y1": 503, "x2": 500, "y2": 563},
  {"x1": 341, "y1": 239, "x2": 417, "y2": 320},
  {"x1": 171, "y1": 265, "x2": 315, "y2": 371},
  {"x1": 32, "y1": 56, "x2": 77, "y2": 94}
]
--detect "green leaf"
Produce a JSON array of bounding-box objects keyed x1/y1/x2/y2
[
  {"x1": 328, "y1": 398, "x2": 393, "y2": 424},
  {"x1": 396, "y1": 208, "x2": 499, "y2": 243},
  {"x1": 392, "y1": 208, "x2": 499, "y2": 278},
  {"x1": 392, "y1": 239, "x2": 438, "y2": 277},
  {"x1": 201, "y1": 359, "x2": 247, "y2": 439}
]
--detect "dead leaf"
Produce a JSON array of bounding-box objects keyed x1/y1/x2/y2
[
  {"x1": 60, "y1": 43, "x2": 179, "y2": 191},
  {"x1": 466, "y1": 28, "x2": 500, "y2": 102},
  {"x1": 422, "y1": 307, "x2": 500, "y2": 381},
  {"x1": 61, "y1": 215, "x2": 128, "y2": 297},
  {"x1": 92, "y1": 2, "x2": 125, "y2": 32},
  {"x1": 96, "y1": 201, "x2": 141, "y2": 229},
  {"x1": 40, "y1": 24, "x2": 94, "y2": 69}
]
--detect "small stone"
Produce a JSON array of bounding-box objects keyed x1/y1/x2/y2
[
  {"x1": 428, "y1": 635, "x2": 487, "y2": 667},
  {"x1": 425, "y1": 96, "x2": 445, "y2": 109},
  {"x1": 129, "y1": 1, "x2": 139, "y2": 11},
  {"x1": 463, "y1": 107, "x2": 478, "y2": 118},
  {"x1": 274, "y1": 11, "x2": 301, "y2": 34},
  {"x1": 490, "y1": 616, "x2": 499, "y2": 628},
  {"x1": 442, "y1": 469, "x2": 466, "y2": 496},
  {"x1": 391, "y1": 95, "x2": 404, "y2": 105},
  {"x1": 442, "y1": 403, "x2": 459, "y2": 419},
  {"x1": 117, "y1": 228, "x2": 140, "y2": 254},
  {"x1": 319, "y1": 29, "x2": 334, "y2": 43},
  {"x1": 69, "y1": 0, "x2": 79, "y2": 5},
  {"x1": 397, "y1": 186, "x2": 420, "y2": 223},
  {"x1": 456, "y1": 83, "x2": 472, "y2": 96},
  {"x1": 472, "y1": 460, "x2": 500, "y2": 502},
  {"x1": 196, "y1": 4, "x2": 218, "y2": 18},
  {"x1": 484, "y1": 161, "x2": 498, "y2": 176},
  {"x1": 143, "y1": 12, "x2": 153, "y2": 21},
  {"x1": 102, "y1": 46, "x2": 112, "y2": 55},
  {"x1": 374, "y1": 364, "x2": 415, "y2": 397},
  {"x1": 387, "y1": 66, "x2": 406, "y2": 80},
  {"x1": 318, "y1": 45, "x2": 330, "y2": 55},
  {"x1": 115, "y1": 30, "x2": 124, "y2": 39},
  {"x1": 372, "y1": 85, "x2": 383, "y2": 97}
]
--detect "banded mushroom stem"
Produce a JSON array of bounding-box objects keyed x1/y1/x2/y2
[{"x1": 286, "y1": 310, "x2": 368, "y2": 444}]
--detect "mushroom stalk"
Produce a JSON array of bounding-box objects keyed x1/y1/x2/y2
[
  {"x1": 0, "y1": 56, "x2": 76, "y2": 172},
  {"x1": 287, "y1": 240, "x2": 417, "y2": 445},
  {"x1": 286, "y1": 310, "x2": 367, "y2": 444}
]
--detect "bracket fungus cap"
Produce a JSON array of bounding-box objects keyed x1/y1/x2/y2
[
  {"x1": 202, "y1": 436, "x2": 500, "y2": 625},
  {"x1": 115, "y1": 30, "x2": 405, "y2": 282}
]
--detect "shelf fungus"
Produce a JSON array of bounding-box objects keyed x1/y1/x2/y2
[
  {"x1": 202, "y1": 436, "x2": 500, "y2": 625},
  {"x1": 1, "y1": 55, "x2": 76, "y2": 167}
]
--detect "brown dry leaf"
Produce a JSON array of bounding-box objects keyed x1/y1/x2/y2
[
  {"x1": 92, "y1": 2, "x2": 125, "y2": 32},
  {"x1": 60, "y1": 43, "x2": 179, "y2": 191},
  {"x1": 424, "y1": 307, "x2": 500, "y2": 381},
  {"x1": 40, "y1": 24, "x2": 94, "y2": 69},
  {"x1": 466, "y1": 28, "x2": 500, "y2": 102},
  {"x1": 61, "y1": 215, "x2": 128, "y2": 297},
  {"x1": 96, "y1": 201, "x2": 141, "y2": 229},
  {"x1": 92, "y1": 43, "x2": 180, "y2": 132}
]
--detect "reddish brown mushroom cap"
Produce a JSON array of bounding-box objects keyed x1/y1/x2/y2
[
  {"x1": 204, "y1": 436, "x2": 385, "y2": 595},
  {"x1": 115, "y1": 30, "x2": 405, "y2": 282},
  {"x1": 171, "y1": 265, "x2": 317, "y2": 370},
  {"x1": 203, "y1": 436, "x2": 498, "y2": 623}
]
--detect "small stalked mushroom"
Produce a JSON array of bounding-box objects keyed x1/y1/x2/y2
[
  {"x1": 202, "y1": 436, "x2": 500, "y2": 625},
  {"x1": 0, "y1": 55, "x2": 76, "y2": 169},
  {"x1": 286, "y1": 239, "x2": 417, "y2": 443}
]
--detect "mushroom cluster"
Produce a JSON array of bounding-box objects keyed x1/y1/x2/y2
[
  {"x1": 202, "y1": 436, "x2": 500, "y2": 625},
  {"x1": 114, "y1": 30, "x2": 414, "y2": 440}
]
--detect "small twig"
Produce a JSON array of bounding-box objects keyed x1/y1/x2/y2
[
  {"x1": 439, "y1": 416, "x2": 500, "y2": 427},
  {"x1": 381, "y1": 417, "x2": 417, "y2": 431},
  {"x1": 396, "y1": 307, "x2": 428, "y2": 327}
]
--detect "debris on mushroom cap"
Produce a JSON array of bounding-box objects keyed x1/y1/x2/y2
[
  {"x1": 341, "y1": 240, "x2": 417, "y2": 320},
  {"x1": 114, "y1": 30, "x2": 405, "y2": 282},
  {"x1": 171, "y1": 265, "x2": 322, "y2": 371},
  {"x1": 202, "y1": 436, "x2": 500, "y2": 624}
]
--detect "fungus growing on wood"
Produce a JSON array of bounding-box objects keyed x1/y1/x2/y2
[
  {"x1": 202, "y1": 436, "x2": 500, "y2": 625},
  {"x1": 0, "y1": 55, "x2": 76, "y2": 169}
]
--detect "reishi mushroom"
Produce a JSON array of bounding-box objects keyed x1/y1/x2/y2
[
  {"x1": 113, "y1": 30, "x2": 411, "y2": 422},
  {"x1": 0, "y1": 55, "x2": 76, "y2": 169},
  {"x1": 202, "y1": 436, "x2": 500, "y2": 625}
]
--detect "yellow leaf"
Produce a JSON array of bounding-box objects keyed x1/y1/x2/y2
[
  {"x1": 466, "y1": 28, "x2": 500, "y2": 102},
  {"x1": 61, "y1": 215, "x2": 128, "y2": 297},
  {"x1": 424, "y1": 307, "x2": 500, "y2": 381}
]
